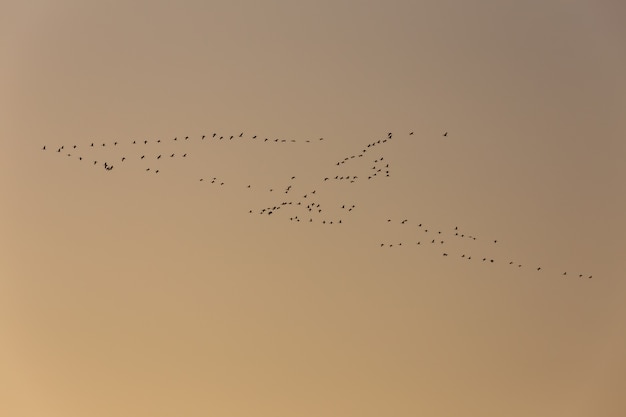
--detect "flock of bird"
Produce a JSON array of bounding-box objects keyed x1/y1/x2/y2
[{"x1": 42, "y1": 129, "x2": 593, "y2": 280}]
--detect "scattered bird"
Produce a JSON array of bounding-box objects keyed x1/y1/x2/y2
[{"x1": 41, "y1": 130, "x2": 594, "y2": 280}]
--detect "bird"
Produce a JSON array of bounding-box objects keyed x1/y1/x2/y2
[{"x1": 443, "y1": 132, "x2": 448, "y2": 137}]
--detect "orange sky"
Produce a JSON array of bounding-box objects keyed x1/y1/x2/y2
[{"x1": 2, "y1": 1, "x2": 626, "y2": 416}]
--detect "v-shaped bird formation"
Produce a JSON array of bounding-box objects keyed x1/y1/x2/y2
[{"x1": 42, "y1": 129, "x2": 594, "y2": 280}]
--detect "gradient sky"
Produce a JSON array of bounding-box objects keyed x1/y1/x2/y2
[{"x1": 2, "y1": 1, "x2": 626, "y2": 416}]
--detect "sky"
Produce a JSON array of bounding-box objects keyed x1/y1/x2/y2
[{"x1": 1, "y1": 1, "x2": 626, "y2": 416}]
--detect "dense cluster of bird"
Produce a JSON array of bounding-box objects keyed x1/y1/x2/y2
[{"x1": 42, "y1": 129, "x2": 593, "y2": 279}]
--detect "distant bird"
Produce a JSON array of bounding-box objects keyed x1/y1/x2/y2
[
  {"x1": 443, "y1": 132, "x2": 448, "y2": 137},
  {"x1": 42, "y1": 146, "x2": 46, "y2": 150}
]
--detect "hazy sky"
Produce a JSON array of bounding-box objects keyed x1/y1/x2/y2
[{"x1": 2, "y1": 1, "x2": 626, "y2": 416}]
